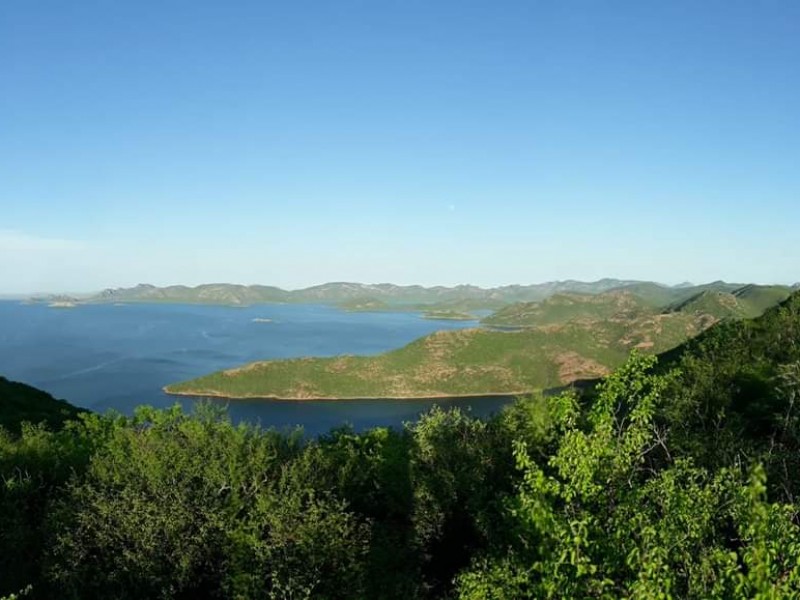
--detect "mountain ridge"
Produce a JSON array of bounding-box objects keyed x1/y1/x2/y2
[{"x1": 26, "y1": 279, "x2": 793, "y2": 309}]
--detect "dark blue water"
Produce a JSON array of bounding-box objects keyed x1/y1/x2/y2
[{"x1": 0, "y1": 302, "x2": 514, "y2": 435}]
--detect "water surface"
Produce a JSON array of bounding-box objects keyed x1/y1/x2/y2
[{"x1": 0, "y1": 302, "x2": 514, "y2": 435}]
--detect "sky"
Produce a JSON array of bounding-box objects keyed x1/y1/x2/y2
[{"x1": 1, "y1": 0, "x2": 799, "y2": 293}]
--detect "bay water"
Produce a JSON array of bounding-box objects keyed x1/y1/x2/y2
[{"x1": 0, "y1": 301, "x2": 514, "y2": 436}]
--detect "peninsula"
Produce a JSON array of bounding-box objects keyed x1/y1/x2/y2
[{"x1": 166, "y1": 285, "x2": 786, "y2": 400}]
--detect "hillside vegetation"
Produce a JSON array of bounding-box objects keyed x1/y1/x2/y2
[
  {"x1": 484, "y1": 284, "x2": 792, "y2": 328},
  {"x1": 166, "y1": 285, "x2": 792, "y2": 401},
  {"x1": 0, "y1": 377, "x2": 84, "y2": 434},
  {"x1": 3, "y1": 292, "x2": 800, "y2": 598},
  {"x1": 165, "y1": 310, "x2": 714, "y2": 399},
  {"x1": 481, "y1": 290, "x2": 653, "y2": 327},
  {"x1": 665, "y1": 285, "x2": 793, "y2": 320}
]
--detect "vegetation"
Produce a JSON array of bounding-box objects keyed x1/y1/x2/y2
[
  {"x1": 481, "y1": 291, "x2": 653, "y2": 327},
  {"x1": 665, "y1": 285, "x2": 793, "y2": 320},
  {"x1": 0, "y1": 377, "x2": 84, "y2": 434},
  {"x1": 3, "y1": 292, "x2": 800, "y2": 598},
  {"x1": 165, "y1": 308, "x2": 714, "y2": 399},
  {"x1": 168, "y1": 284, "x2": 790, "y2": 400},
  {"x1": 484, "y1": 285, "x2": 792, "y2": 328},
  {"x1": 337, "y1": 297, "x2": 392, "y2": 312}
]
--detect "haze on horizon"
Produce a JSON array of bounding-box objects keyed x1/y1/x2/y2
[{"x1": 2, "y1": 1, "x2": 798, "y2": 294}]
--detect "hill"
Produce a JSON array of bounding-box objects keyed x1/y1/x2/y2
[
  {"x1": 25, "y1": 279, "x2": 664, "y2": 308},
  {"x1": 91, "y1": 283, "x2": 291, "y2": 305},
  {"x1": 732, "y1": 283, "x2": 794, "y2": 315},
  {"x1": 481, "y1": 284, "x2": 793, "y2": 329},
  {"x1": 165, "y1": 310, "x2": 714, "y2": 400},
  {"x1": 6, "y1": 294, "x2": 800, "y2": 599},
  {"x1": 26, "y1": 280, "x2": 792, "y2": 311},
  {"x1": 665, "y1": 285, "x2": 793, "y2": 320},
  {"x1": 481, "y1": 291, "x2": 654, "y2": 328},
  {"x1": 337, "y1": 297, "x2": 392, "y2": 312},
  {"x1": 0, "y1": 377, "x2": 85, "y2": 433},
  {"x1": 166, "y1": 285, "x2": 794, "y2": 400}
]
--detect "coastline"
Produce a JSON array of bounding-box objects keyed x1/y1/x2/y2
[{"x1": 163, "y1": 387, "x2": 531, "y2": 402}]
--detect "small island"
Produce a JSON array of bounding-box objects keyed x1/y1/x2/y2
[
  {"x1": 48, "y1": 301, "x2": 78, "y2": 308},
  {"x1": 420, "y1": 309, "x2": 476, "y2": 321}
]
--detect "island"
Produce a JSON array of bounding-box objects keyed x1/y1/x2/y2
[
  {"x1": 420, "y1": 309, "x2": 476, "y2": 321},
  {"x1": 48, "y1": 301, "x2": 78, "y2": 308}
]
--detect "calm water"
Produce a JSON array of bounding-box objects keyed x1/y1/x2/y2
[{"x1": 0, "y1": 301, "x2": 514, "y2": 436}]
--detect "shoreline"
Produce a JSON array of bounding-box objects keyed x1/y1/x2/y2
[{"x1": 163, "y1": 387, "x2": 532, "y2": 402}]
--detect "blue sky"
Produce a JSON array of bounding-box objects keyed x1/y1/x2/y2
[{"x1": 1, "y1": 0, "x2": 798, "y2": 293}]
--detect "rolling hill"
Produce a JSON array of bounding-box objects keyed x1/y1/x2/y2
[
  {"x1": 481, "y1": 291, "x2": 654, "y2": 328},
  {"x1": 24, "y1": 279, "x2": 667, "y2": 308},
  {"x1": 0, "y1": 377, "x2": 85, "y2": 434},
  {"x1": 665, "y1": 285, "x2": 794, "y2": 320},
  {"x1": 26, "y1": 280, "x2": 794, "y2": 313},
  {"x1": 164, "y1": 309, "x2": 715, "y2": 400},
  {"x1": 165, "y1": 284, "x2": 795, "y2": 400}
]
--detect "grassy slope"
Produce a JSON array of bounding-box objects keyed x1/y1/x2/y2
[
  {"x1": 338, "y1": 298, "x2": 392, "y2": 312},
  {"x1": 0, "y1": 377, "x2": 85, "y2": 433},
  {"x1": 658, "y1": 289, "x2": 800, "y2": 368},
  {"x1": 165, "y1": 311, "x2": 712, "y2": 399},
  {"x1": 481, "y1": 291, "x2": 653, "y2": 327},
  {"x1": 484, "y1": 285, "x2": 793, "y2": 328},
  {"x1": 166, "y1": 285, "x2": 793, "y2": 400},
  {"x1": 666, "y1": 285, "x2": 793, "y2": 320}
]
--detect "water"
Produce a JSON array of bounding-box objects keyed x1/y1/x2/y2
[{"x1": 0, "y1": 301, "x2": 514, "y2": 436}]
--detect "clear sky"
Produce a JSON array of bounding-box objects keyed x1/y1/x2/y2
[{"x1": 1, "y1": 0, "x2": 798, "y2": 293}]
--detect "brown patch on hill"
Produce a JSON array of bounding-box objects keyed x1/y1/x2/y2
[
  {"x1": 554, "y1": 352, "x2": 611, "y2": 383},
  {"x1": 326, "y1": 357, "x2": 353, "y2": 373}
]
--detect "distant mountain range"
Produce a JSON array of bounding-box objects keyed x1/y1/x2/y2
[{"x1": 25, "y1": 279, "x2": 795, "y2": 310}]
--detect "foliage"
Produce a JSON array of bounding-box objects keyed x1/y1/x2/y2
[
  {"x1": 0, "y1": 376, "x2": 85, "y2": 434},
  {"x1": 456, "y1": 353, "x2": 800, "y2": 599},
  {"x1": 3, "y1": 291, "x2": 800, "y2": 598},
  {"x1": 166, "y1": 309, "x2": 710, "y2": 399}
]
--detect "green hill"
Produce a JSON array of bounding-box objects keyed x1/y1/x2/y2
[
  {"x1": 0, "y1": 377, "x2": 84, "y2": 434},
  {"x1": 91, "y1": 283, "x2": 291, "y2": 306},
  {"x1": 167, "y1": 284, "x2": 794, "y2": 400},
  {"x1": 24, "y1": 279, "x2": 676, "y2": 308},
  {"x1": 337, "y1": 297, "x2": 392, "y2": 312},
  {"x1": 666, "y1": 285, "x2": 793, "y2": 320},
  {"x1": 165, "y1": 309, "x2": 714, "y2": 400},
  {"x1": 28, "y1": 280, "x2": 792, "y2": 311},
  {"x1": 483, "y1": 285, "x2": 792, "y2": 329},
  {"x1": 481, "y1": 291, "x2": 654, "y2": 328},
  {"x1": 666, "y1": 290, "x2": 749, "y2": 319},
  {"x1": 732, "y1": 283, "x2": 794, "y2": 315},
  {"x1": 604, "y1": 282, "x2": 689, "y2": 307},
  {"x1": 6, "y1": 294, "x2": 800, "y2": 598}
]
